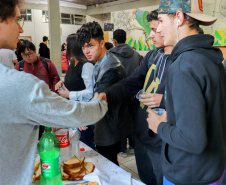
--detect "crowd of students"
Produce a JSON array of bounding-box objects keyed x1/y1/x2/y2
[{"x1": 0, "y1": 0, "x2": 225, "y2": 185}]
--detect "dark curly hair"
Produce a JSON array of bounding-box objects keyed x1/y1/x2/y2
[
  {"x1": 147, "y1": 9, "x2": 158, "y2": 22},
  {"x1": 76, "y1": 21, "x2": 104, "y2": 46},
  {"x1": 0, "y1": 0, "x2": 20, "y2": 22}
]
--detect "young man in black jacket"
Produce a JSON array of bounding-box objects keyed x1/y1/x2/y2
[
  {"x1": 39, "y1": 36, "x2": 50, "y2": 59},
  {"x1": 110, "y1": 29, "x2": 141, "y2": 77},
  {"x1": 97, "y1": 10, "x2": 174, "y2": 185},
  {"x1": 76, "y1": 21, "x2": 126, "y2": 165},
  {"x1": 148, "y1": 0, "x2": 226, "y2": 184},
  {"x1": 110, "y1": 28, "x2": 141, "y2": 158}
]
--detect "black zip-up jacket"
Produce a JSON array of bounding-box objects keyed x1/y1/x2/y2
[
  {"x1": 39, "y1": 43, "x2": 50, "y2": 59},
  {"x1": 105, "y1": 48, "x2": 171, "y2": 152},
  {"x1": 157, "y1": 34, "x2": 226, "y2": 184},
  {"x1": 93, "y1": 51, "x2": 126, "y2": 146}
]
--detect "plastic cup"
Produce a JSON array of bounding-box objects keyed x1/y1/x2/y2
[{"x1": 136, "y1": 89, "x2": 146, "y2": 99}]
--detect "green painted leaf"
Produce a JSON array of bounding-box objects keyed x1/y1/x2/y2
[
  {"x1": 134, "y1": 42, "x2": 137, "y2": 50},
  {"x1": 213, "y1": 40, "x2": 219, "y2": 46},
  {"x1": 126, "y1": 38, "x2": 132, "y2": 44},
  {"x1": 138, "y1": 41, "x2": 142, "y2": 51},
  {"x1": 215, "y1": 31, "x2": 222, "y2": 41},
  {"x1": 127, "y1": 38, "x2": 133, "y2": 46},
  {"x1": 131, "y1": 39, "x2": 136, "y2": 47},
  {"x1": 224, "y1": 38, "x2": 226, "y2": 45}
]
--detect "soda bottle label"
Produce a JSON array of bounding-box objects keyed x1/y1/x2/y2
[{"x1": 41, "y1": 157, "x2": 61, "y2": 178}]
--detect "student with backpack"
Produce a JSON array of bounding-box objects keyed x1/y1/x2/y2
[
  {"x1": 15, "y1": 40, "x2": 60, "y2": 93},
  {"x1": 15, "y1": 40, "x2": 60, "y2": 139}
]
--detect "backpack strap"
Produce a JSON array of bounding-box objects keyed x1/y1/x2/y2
[
  {"x1": 19, "y1": 60, "x2": 25, "y2": 71},
  {"x1": 40, "y1": 56, "x2": 51, "y2": 78},
  {"x1": 18, "y1": 57, "x2": 51, "y2": 79}
]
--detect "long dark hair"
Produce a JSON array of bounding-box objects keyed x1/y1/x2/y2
[{"x1": 66, "y1": 33, "x2": 87, "y2": 66}]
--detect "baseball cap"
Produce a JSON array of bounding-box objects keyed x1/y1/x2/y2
[{"x1": 158, "y1": 0, "x2": 217, "y2": 26}]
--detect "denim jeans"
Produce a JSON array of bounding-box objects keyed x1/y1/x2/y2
[
  {"x1": 163, "y1": 172, "x2": 225, "y2": 185},
  {"x1": 80, "y1": 125, "x2": 96, "y2": 150},
  {"x1": 134, "y1": 137, "x2": 158, "y2": 185}
]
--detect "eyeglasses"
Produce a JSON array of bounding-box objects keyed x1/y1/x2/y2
[
  {"x1": 17, "y1": 17, "x2": 24, "y2": 28},
  {"x1": 12, "y1": 17, "x2": 24, "y2": 28},
  {"x1": 21, "y1": 52, "x2": 34, "y2": 58}
]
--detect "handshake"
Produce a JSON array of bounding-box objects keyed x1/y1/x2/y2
[
  {"x1": 93, "y1": 92, "x2": 107, "y2": 103},
  {"x1": 78, "y1": 92, "x2": 107, "y2": 131}
]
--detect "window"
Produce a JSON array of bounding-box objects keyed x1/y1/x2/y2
[
  {"x1": 61, "y1": 13, "x2": 86, "y2": 25},
  {"x1": 73, "y1": 14, "x2": 86, "y2": 25},
  {"x1": 61, "y1": 13, "x2": 72, "y2": 24},
  {"x1": 42, "y1": 11, "x2": 49, "y2": 23},
  {"x1": 42, "y1": 11, "x2": 86, "y2": 25},
  {"x1": 20, "y1": 9, "x2": 32, "y2": 21}
]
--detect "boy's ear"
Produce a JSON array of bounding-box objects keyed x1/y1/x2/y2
[{"x1": 100, "y1": 40, "x2": 105, "y2": 48}]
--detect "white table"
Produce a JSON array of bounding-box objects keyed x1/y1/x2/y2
[{"x1": 33, "y1": 141, "x2": 145, "y2": 185}]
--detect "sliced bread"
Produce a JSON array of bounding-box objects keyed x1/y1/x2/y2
[
  {"x1": 84, "y1": 162, "x2": 95, "y2": 173},
  {"x1": 34, "y1": 160, "x2": 40, "y2": 174},
  {"x1": 33, "y1": 164, "x2": 41, "y2": 181},
  {"x1": 64, "y1": 155, "x2": 81, "y2": 169},
  {"x1": 80, "y1": 156, "x2": 85, "y2": 165},
  {"x1": 66, "y1": 165, "x2": 85, "y2": 178},
  {"x1": 61, "y1": 165, "x2": 69, "y2": 180}
]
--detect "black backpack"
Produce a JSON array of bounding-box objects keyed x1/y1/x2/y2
[{"x1": 19, "y1": 56, "x2": 51, "y2": 78}]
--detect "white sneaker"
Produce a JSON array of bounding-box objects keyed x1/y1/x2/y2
[
  {"x1": 118, "y1": 151, "x2": 128, "y2": 158},
  {"x1": 129, "y1": 147, "x2": 134, "y2": 154}
]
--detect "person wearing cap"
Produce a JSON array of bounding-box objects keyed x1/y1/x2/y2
[{"x1": 147, "y1": 0, "x2": 226, "y2": 185}]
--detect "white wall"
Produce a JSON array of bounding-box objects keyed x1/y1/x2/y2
[
  {"x1": 20, "y1": 9, "x2": 83, "y2": 54},
  {"x1": 86, "y1": 13, "x2": 111, "y2": 29}
]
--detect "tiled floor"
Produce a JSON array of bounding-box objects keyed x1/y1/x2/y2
[{"x1": 117, "y1": 151, "x2": 140, "y2": 180}]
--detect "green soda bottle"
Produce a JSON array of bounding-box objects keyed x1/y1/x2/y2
[{"x1": 38, "y1": 127, "x2": 63, "y2": 185}]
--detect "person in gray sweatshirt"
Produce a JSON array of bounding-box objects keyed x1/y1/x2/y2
[{"x1": 0, "y1": 1, "x2": 107, "y2": 185}]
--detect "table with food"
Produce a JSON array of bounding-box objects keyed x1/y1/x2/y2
[{"x1": 32, "y1": 128, "x2": 145, "y2": 185}]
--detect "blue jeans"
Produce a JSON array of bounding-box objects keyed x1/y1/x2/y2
[
  {"x1": 80, "y1": 125, "x2": 96, "y2": 150},
  {"x1": 134, "y1": 137, "x2": 158, "y2": 185},
  {"x1": 164, "y1": 174, "x2": 225, "y2": 185},
  {"x1": 163, "y1": 177, "x2": 174, "y2": 185}
]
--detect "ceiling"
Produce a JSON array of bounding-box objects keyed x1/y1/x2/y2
[{"x1": 60, "y1": 0, "x2": 119, "y2": 6}]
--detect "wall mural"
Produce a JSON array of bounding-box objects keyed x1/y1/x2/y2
[
  {"x1": 126, "y1": 9, "x2": 153, "y2": 51},
  {"x1": 112, "y1": 8, "x2": 155, "y2": 51},
  {"x1": 214, "y1": 28, "x2": 226, "y2": 46},
  {"x1": 112, "y1": 2, "x2": 226, "y2": 50}
]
